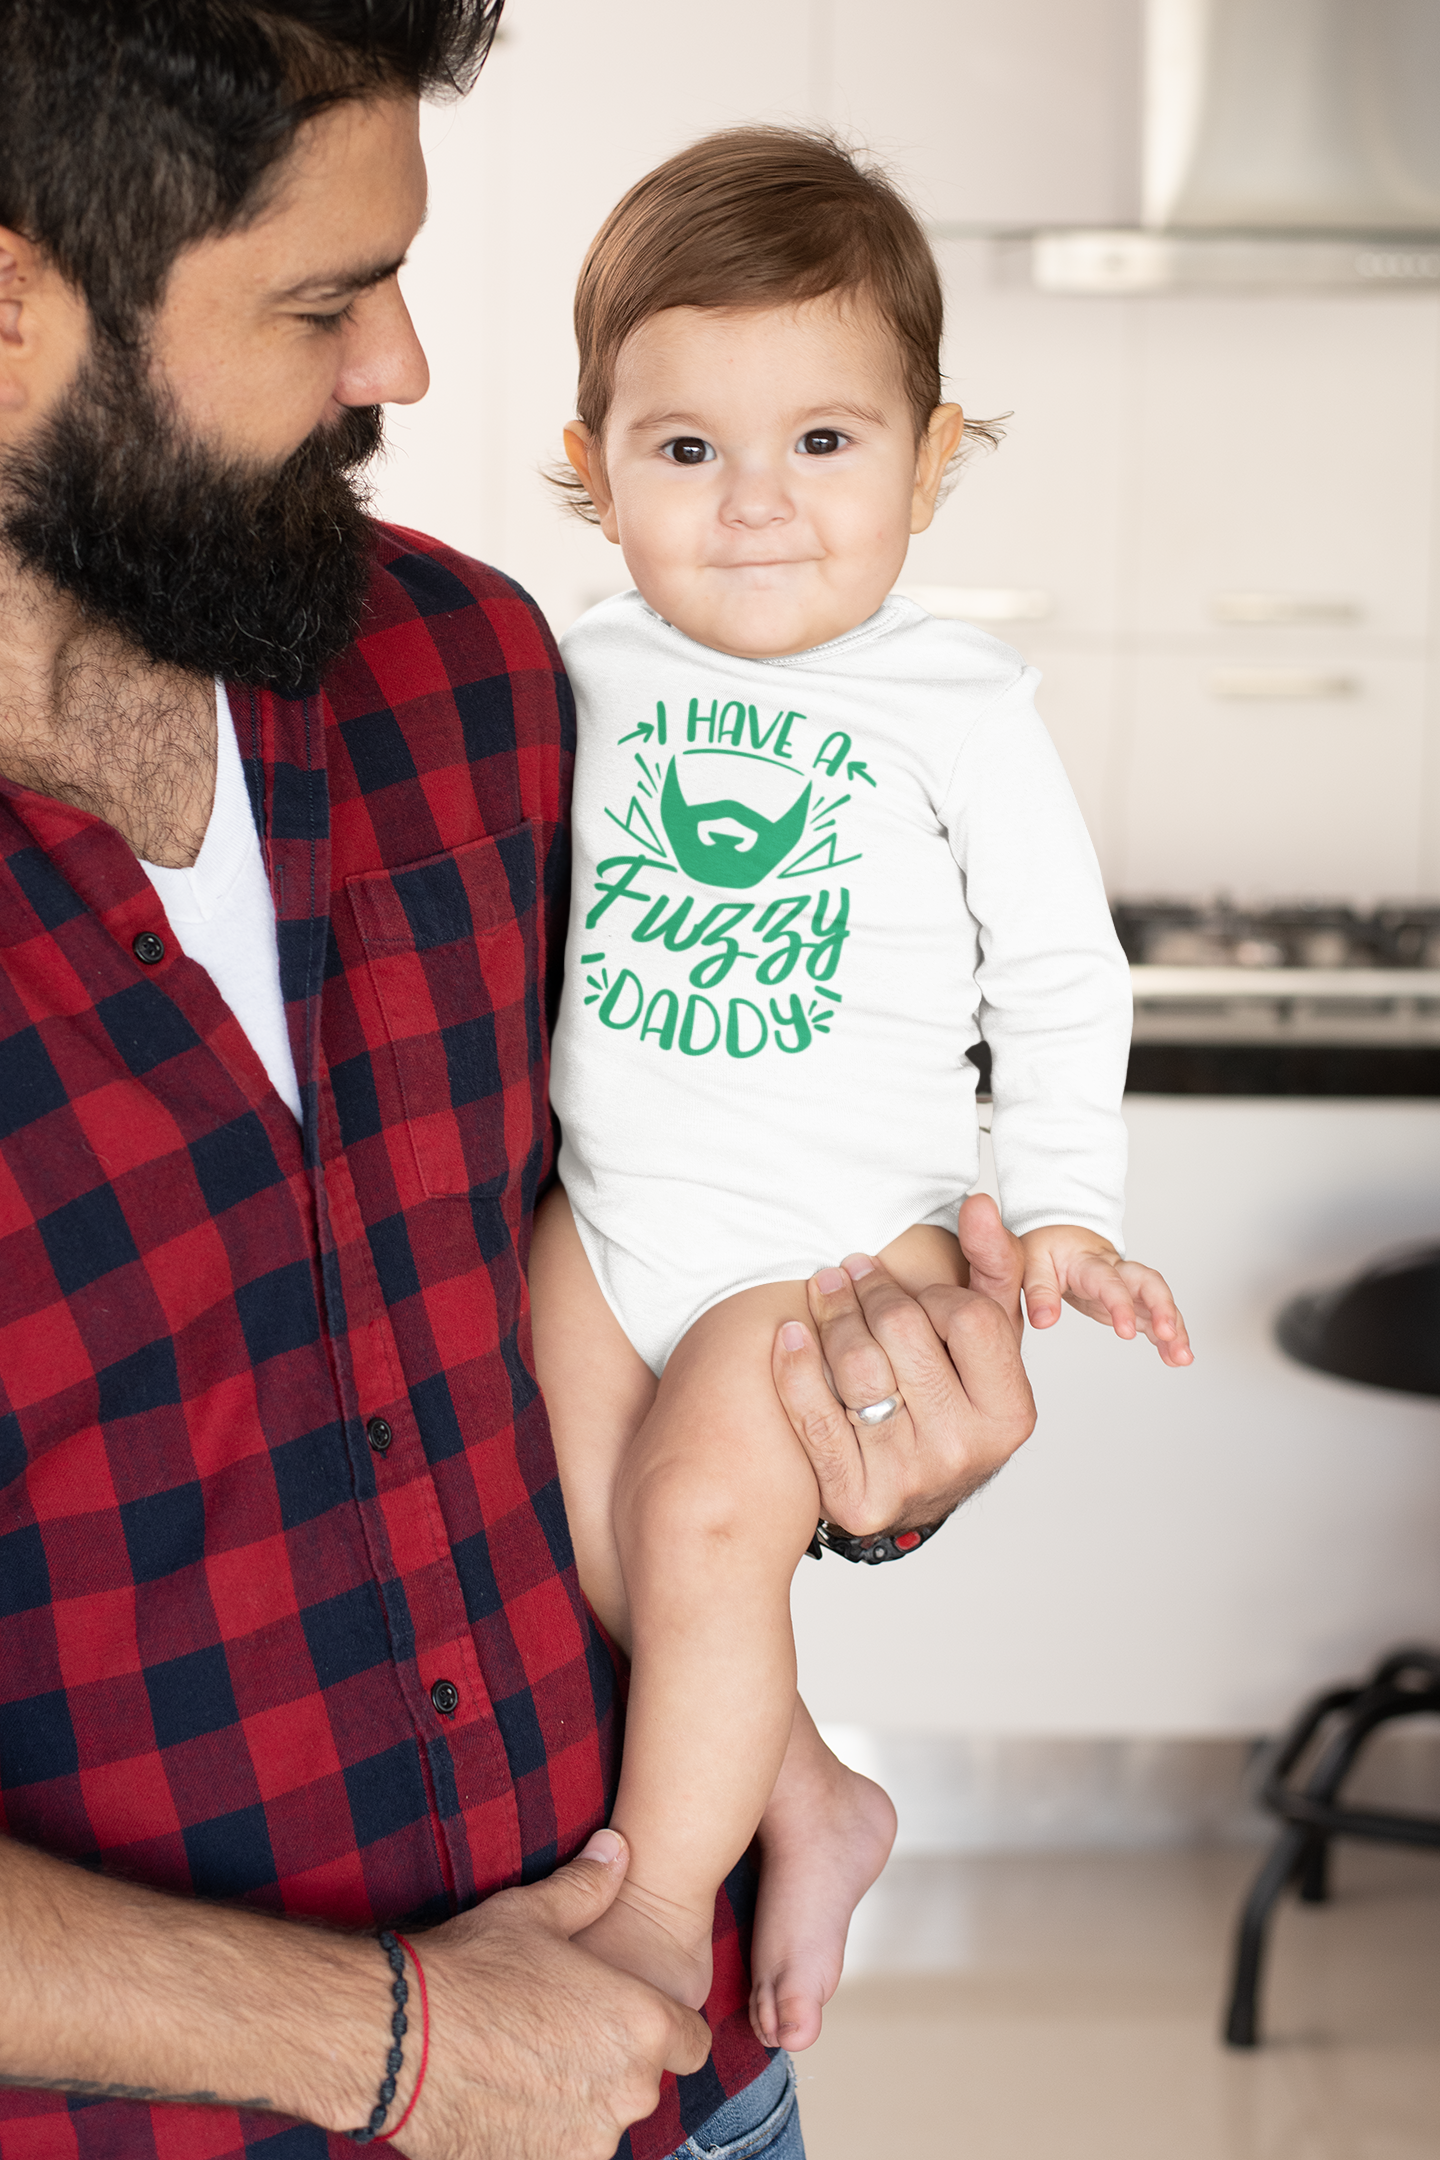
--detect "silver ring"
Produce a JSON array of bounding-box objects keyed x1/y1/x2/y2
[{"x1": 849, "y1": 1391, "x2": 904, "y2": 1428}]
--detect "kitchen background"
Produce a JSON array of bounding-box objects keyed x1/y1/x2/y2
[{"x1": 372, "y1": 1, "x2": 1440, "y2": 2145}]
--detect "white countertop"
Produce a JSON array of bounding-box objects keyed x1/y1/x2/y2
[
  {"x1": 1128, "y1": 966, "x2": 1440, "y2": 1043},
  {"x1": 1130, "y1": 965, "x2": 1440, "y2": 999}
]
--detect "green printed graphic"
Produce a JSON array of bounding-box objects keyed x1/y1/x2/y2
[
  {"x1": 584, "y1": 688, "x2": 873, "y2": 1059},
  {"x1": 659, "y1": 760, "x2": 811, "y2": 888}
]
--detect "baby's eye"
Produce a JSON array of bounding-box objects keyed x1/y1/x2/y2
[
  {"x1": 798, "y1": 429, "x2": 846, "y2": 455},
  {"x1": 662, "y1": 437, "x2": 714, "y2": 465}
]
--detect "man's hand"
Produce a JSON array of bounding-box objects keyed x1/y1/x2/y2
[
  {"x1": 770, "y1": 1194, "x2": 1036, "y2": 1536},
  {"x1": 398, "y1": 1830, "x2": 711, "y2": 2160},
  {"x1": 1019, "y1": 1223, "x2": 1192, "y2": 1367},
  {"x1": 0, "y1": 1825, "x2": 708, "y2": 2160}
]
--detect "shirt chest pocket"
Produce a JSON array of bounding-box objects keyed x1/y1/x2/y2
[{"x1": 347, "y1": 824, "x2": 541, "y2": 1201}]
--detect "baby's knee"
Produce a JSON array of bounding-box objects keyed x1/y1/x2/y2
[{"x1": 619, "y1": 1445, "x2": 756, "y2": 1555}]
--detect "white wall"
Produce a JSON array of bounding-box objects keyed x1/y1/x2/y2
[{"x1": 907, "y1": 255, "x2": 1440, "y2": 903}]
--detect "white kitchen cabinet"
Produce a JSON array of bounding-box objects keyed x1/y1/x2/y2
[
  {"x1": 1116, "y1": 651, "x2": 1429, "y2": 901},
  {"x1": 902, "y1": 247, "x2": 1133, "y2": 642},
  {"x1": 1027, "y1": 653, "x2": 1126, "y2": 882},
  {"x1": 909, "y1": 278, "x2": 1440, "y2": 658},
  {"x1": 828, "y1": 0, "x2": 1142, "y2": 229},
  {"x1": 1127, "y1": 296, "x2": 1440, "y2": 642},
  {"x1": 792, "y1": 1097, "x2": 1440, "y2": 1735}
]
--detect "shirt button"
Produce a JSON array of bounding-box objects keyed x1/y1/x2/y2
[
  {"x1": 430, "y1": 1679, "x2": 460, "y2": 1718},
  {"x1": 366, "y1": 1416, "x2": 393, "y2": 1454},
  {"x1": 132, "y1": 931, "x2": 166, "y2": 965}
]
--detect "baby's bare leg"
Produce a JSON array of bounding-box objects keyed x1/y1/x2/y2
[
  {"x1": 747, "y1": 1221, "x2": 963, "y2": 2045},
  {"x1": 530, "y1": 1185, "x2": 655, "y2": 1646},
  {"x1": 530, "y1": 1201, "x2": 955, "y2": 2022},
  {"x1": 573, "y1": 1278, "x2": 824, "y2": 2008}
]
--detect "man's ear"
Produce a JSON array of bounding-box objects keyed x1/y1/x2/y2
[
  {"x1": 563, "y1": 422, "x2": 620, "y2": 544},
  {"x1": 0, "y1": 226, "x2": 86, "y2": 417},
  {"x1": 911, "y1": 402, "x2": 966, "y2": 534},
  {"x1": 0, "y1": 228, "x2": 34, "y2": 409}
]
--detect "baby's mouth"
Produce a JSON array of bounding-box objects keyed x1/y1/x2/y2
[{"x1": 710, "y1": 557, "x2": 819, "y2": 571}]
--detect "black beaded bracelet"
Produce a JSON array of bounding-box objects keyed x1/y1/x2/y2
[{"x1": 349, "y1": 1931, "x2": 409, "y2": 2144}]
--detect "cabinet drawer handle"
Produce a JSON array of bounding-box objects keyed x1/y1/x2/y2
[
  {"x1": 893, "y1": 584, "x2": 1053, "y2": 623},
  {"x1": 1211, "y1": 592, "x2": 1361, "y2": 626},
  {"x1": 1209, "y1": 669, "x2": 1358, "y2": 700}
]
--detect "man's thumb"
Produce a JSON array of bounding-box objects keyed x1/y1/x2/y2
[
  {"x1": 531, "y1": 1827, "x2": 629, "y2": 1938},
  {"x1": 958, "y1": 1194, "x2": 1024, "y2": 1341}
]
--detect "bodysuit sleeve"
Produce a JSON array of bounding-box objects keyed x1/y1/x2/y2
[{"x1": 940, "y1": 671, "x2": 1132, "y2": 1245}]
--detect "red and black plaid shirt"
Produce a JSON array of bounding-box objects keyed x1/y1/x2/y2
[{"x1": 0, "y1": 526, "x2": 766, "y2": 2160}]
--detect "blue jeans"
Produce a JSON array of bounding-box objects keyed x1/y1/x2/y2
[{"x1": 663, "y1": 2053, "x2": 803, "y2": 2159}]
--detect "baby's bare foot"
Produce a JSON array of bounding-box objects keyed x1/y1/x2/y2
[
  {"x1": 576, "y1": 1877, "x2": 715, "y2": 2011},
  {"x1": 750, "y1": 1732, "x2": 896, "y2": 2051}
]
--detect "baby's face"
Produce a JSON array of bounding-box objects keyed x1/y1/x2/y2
[{"x1": 586, "y1": 295, "x2": 953, "y2": 658}]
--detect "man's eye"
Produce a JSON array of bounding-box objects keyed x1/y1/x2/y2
[
  {"x1": 300, "y1": 306, "x2": 355, "y2": 334},
  {"x1": 799, "y1": 430, "x2": 845, "y2": 455},
  {"x1": 662, "y1": 437, "x2": 714, "y2": 465}
]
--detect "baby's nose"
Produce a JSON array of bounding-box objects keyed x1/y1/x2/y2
[{"x1": 724, "y1": 488, "x2": 792, "y2": 526}]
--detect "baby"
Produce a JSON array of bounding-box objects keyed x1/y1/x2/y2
[{"x1": 529, "y1": 126, "x2": 1191, "y2": 2051}]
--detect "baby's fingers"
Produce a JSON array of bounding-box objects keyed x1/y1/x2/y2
[
  {"x1": 1053, "y1": 1250, "x2": 1138, "y2": 1337},
  {"x1": 1120, "y1": 1263, "x2": 1194, "y2": 1367},
  {"x1": 1074, "y1": 1257, "x2": 1138, "y2": 1340}
]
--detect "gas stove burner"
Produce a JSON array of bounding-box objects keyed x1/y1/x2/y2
[{"x1": 1112, "y1": 901, "x2": 1440, "y2": 972}]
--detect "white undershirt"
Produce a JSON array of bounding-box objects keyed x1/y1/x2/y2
[{"x1": 140, "y1": 684, "x2": 303, "y2": 1122}]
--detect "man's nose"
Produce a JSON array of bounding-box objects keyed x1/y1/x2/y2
[{"x1": 335, "y1": 281, "x2": 430, "y2": 410}]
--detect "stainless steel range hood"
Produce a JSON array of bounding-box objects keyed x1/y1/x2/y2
[
  {"x1": 1146, "y1": 0, "x2": 1440, "y2": 231},
  {"x1": 1020, "y1": 0, "x2": 1440, "y2": 294}
]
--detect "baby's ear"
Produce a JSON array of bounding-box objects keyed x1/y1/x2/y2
[
  {"x1": 563, "y1": 423, "x2": 620, "y2": 542},
  {"x1": 562, "y1": 424, "x2": 593, "y2": 483},
  {"x1": 911, "y1": 403, "x2": 965, "y2": 532}
]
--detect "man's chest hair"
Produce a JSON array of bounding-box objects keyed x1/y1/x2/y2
[{"x1": 0, "y1": 635, "x2": 217, "y2": 866}]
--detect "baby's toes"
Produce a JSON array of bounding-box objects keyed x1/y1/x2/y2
[
  {"x1": 749, "y1": 1976, "x2": 779, "y2": 2049},
  {"x1": 768, "y1": 1972, "x2": 825, "y2": 2053}
]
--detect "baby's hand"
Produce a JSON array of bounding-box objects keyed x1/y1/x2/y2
[{"x1": 1018, "y1": 1225, "x2": 1192, "y2": 1367}]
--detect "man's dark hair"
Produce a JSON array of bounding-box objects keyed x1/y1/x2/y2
[{"x1": 0, "y1": 0, "x2": 502, "y2": 343}]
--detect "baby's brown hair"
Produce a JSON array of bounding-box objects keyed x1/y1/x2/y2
[{"x1": 555, "y1": 125, "x2": 1001, "y2": 522}]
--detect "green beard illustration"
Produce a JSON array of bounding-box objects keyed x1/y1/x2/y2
[{"x1": 660, "y1": 759, "x2": 812, "y2": 889}]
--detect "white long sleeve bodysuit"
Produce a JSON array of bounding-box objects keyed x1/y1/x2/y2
[{"x1": 551, "y1": 591, "x2": 1132, "y2": 1375}]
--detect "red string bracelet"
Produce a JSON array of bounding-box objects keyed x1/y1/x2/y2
[{"x1": 376, "y1": 1934, "x2": 429, "y2": 2144}]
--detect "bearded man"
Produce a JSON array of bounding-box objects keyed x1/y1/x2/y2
[{"x1": 0, "y1": 6, "x2": 1036, "y2": 2157}]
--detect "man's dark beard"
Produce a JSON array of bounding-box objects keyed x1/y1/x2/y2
[{"x1": 0, "y1": 334, "x2": 383, "y2": 693}]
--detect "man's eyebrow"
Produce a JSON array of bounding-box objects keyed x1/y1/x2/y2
[{"x1": 273, "y1": 253, "x2": 410, "y2": 302}]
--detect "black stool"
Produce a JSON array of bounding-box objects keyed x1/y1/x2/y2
[{"x1": 1222, "y1": 1245, "x2": 1440, "y2": 2048}]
